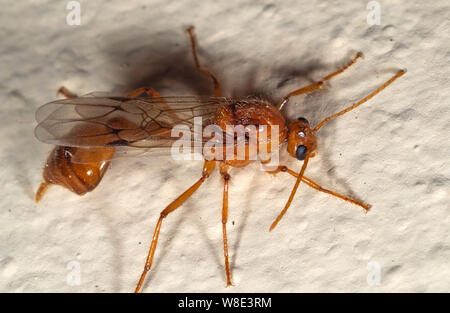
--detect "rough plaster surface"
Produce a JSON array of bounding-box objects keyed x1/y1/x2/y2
[{"x1": 0, "y1": 1, "x2": 448, "y2": 292}]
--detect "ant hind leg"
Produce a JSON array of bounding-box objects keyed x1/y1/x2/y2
[
  {"x1": 58, "y1": 86, "x2": 78, "y2": 99},
  {"x1": 185, "y1": 26, "x2": 222, "y2": 97},
  {"x1": 135, "y1": 161, "x2": 216, "y2": 293}
]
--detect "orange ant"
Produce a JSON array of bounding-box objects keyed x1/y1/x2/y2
[{"x1": 35, "y1": 26, "x2": 405, "y2": 292}]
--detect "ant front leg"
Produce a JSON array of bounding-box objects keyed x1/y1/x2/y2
[
  {"x1": 266, "y1": 165, "x2": 371, "y2": 212},
  {"x1": 219, "y1": 163, "x2": 233, "y2": 286},
  {"x1": 135, "y1": 161, "x2": 216, "y2": 293},
  {"x1": 186, "y1": 26, "x2": 222, "y2": 97},
  {"x1": 277, "y1": 52, "x2": 363, "y2": 110}
]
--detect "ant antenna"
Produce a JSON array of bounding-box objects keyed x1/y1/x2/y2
[
  {"x1": 270, "y1": 150, "x2": 311, "y2": 231},
  {"x1": 313, "y1": 70, "x2": 406, "y2": 132}
]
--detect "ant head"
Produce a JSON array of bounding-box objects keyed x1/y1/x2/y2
[{"x1": 286, "y1": 117, "x2": 317, "y2": 160}]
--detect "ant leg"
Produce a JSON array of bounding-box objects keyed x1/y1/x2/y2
[
  {"x1": 126, "y1": 87, "x2": 187, "y2": 123},
  {"x1": 186, "y1": 26, "x2": 222, "y2": 97},
  {"x1": 302, "y1": 176, "x2": 372, "y2": 211},
  {"x1": 127, "y1": 87, "x2": 161, "y2": 98},
  {"x1": 266, "y1": 165, "x2": 371, "y2": 212},
  {"x1": 219, "y1": 163, "x2": 233, "y2": 286},
  {"x1": 58, "y1": 86, "x2": 162, "y2": 99},
  {"x1": 135, "y1": 161, "x2": 216, "y2": 293},
  {"x1": 58, "y1": 86, "x2": 78, "y2": 99},
  {"x1": 277, "y1": 52, "x2": 364, "y2": 110}
]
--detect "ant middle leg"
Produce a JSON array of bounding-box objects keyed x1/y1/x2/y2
[
  {"x1": 219, "y1": 163, "x2": 233, "y2": 286},
  {"x1": 277, "y1": 52, "x2": 364, "y2": 110},
  {"x1": 186, "y1": 26, "x2": 222, "y2": 97},
  {"x1": 135, "y1": 161, "x2": 216, "y2": 293}
]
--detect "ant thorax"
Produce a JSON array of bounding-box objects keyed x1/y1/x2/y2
[{"x1": 212, "y1": 98, "x2": 288, "y2": 167}]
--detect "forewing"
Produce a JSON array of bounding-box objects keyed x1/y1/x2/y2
[{"x1": 35, "y1": 95, "x2": 230, "y2": 149}]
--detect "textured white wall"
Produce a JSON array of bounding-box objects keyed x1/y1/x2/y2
[{"x1": 0, "y1": 0, "x2": 448, "y2": 292}]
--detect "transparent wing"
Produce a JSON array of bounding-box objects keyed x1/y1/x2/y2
[
  {"x1": 35, "y1": 94, "x2": 280, "y2": 163},
  {"x1": 35, "y1": 95, "x2": 233, "y2": 148}
]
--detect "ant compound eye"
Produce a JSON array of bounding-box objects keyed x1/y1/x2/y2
[
  {"x1": 297, "y1": 117, "x2": 309, "y2": 124},
  {"x1": 296, "y1": 145, "x2": 307, "y2": 160}
]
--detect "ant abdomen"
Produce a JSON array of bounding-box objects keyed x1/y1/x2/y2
[{"x1": 35, "y1": 145, "x2": 114, "y2": 202}]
